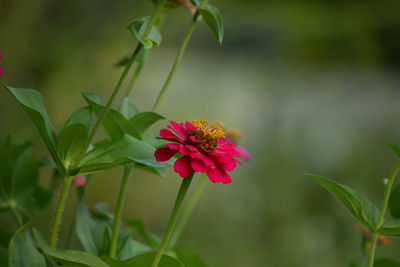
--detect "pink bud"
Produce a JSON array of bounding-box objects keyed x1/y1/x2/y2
[{"x1": 73, "y1": 175, "x2": 86, "y2": 187}]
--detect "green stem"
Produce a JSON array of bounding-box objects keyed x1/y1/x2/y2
[
  {"x1": 168, "y1": 175, "x2": 207, "y2": 248},
  {"x1": 368, "y1": 160, "x2": 400, "y2": 267},
  {"x1": 151, "y1": 0, "x2": 208, "y2": 112},
  {"x1": 72, "y1": 0, "x2": 168, "y2": 168},
  {"x1": 50, "y1": 176, "x2": 72, "y2": 249},
  {"x1": 152, "y1": 173, "x2": 194, "y2": 267},
  {"x1": 109, "y1": 165, "x2": 133, "y2": 258},
  {"x1": 125, "y1": 49, "x2": 149, "y2": 98}
]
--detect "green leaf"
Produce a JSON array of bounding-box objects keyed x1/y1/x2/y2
[
  {"x1": 175, "y1": 248, "x2": 208, "y2": 267},
  {"x1": 101, "y1": 253, "x2": 185, "y2": 267},
  {"x1": 0, "y1": 226, "x2": 12, "y2": 248},
  {"x1": 78, "y1": 134, "x2": 174, "y2": 173},
  {"x1": 2, "y1": 84, "x2": 65, "y2": 173},
  {"x1": 375, "y1": 258, "x2": 400, "y2": 267},
  {"x1": 198, "y1": 5, "x2": 224, "y2": 45},
  {"x1": 8, "y1": 217, "x2": 46, "y2": 267},
  {"x1": 130, "y1": 112, "x2": 165, "y2": 137},
  {"x1": 75, "y1": 191, "x2": 152, "y2": 260},
  {"x1": 0, "y1": 136, "x2": 40, "y2": 212},
  {"x1": 120, "y1": 97, "x2": 140, "y2": 119},
  {"x1": 127, "y1": 17, "x2": 162, "y2": 49},
  {"x1": 378, "y1": 219, "x2": 400, "y2": 237},
  {"x1": 389, "y1": 184, "x2": 400, "y2": 218},
  {"x1": 128, "y1": 218, "x2": 161, "y2": 248},
  {"x1": 135, "y1": 163, "x2": 166, "y2": 178},
  {"x1": 388, "y1": 143, "x2": 400, "y2": 158},
  {"x1": 83, "y1": 92, "x2": 141, "y2": 140},
  {"x1": 306, "y1": 174, "x2": 379, "y2": 231}
]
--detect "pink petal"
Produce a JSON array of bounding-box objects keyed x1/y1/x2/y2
[
  {"x1": 174, "y1": 156, "x2": 193, "y2": 177},
  {"x1": 159, "y1": 129, "x2": 184, "y2": 143},
  {"x1": 185, "y1": 145, "x2": 203, "y2": 158},
  {"x1": 168, "y1": 121, "x2": 188, "y2": 141},
  {"x1": 221, "y1": 172, "x2": 232, "y2": 184},
  {"x1": 220, "y1": 159, "x2": 238, "y2": 171},
  {"x1": 206, "y1": 168, "x2": 226, "y2": 183},
  {"x1": 185, "y1": 121, "x2": 195, "y2": 131},
  {"x1": 165, "y1": 143, "x2": 181, "y2": 151},
  {"x1": 191, "y1": 158, "x2": 207, "y2": 173},
  {"x1": 236, "y1": 146, "x2": 251, "y2": 161},
  {"x1": 201, "y1": 155, "x2": 216, "y2": 169},
  {"x1": 155, "y1": 147, "x2": 177, "y2": 162}
]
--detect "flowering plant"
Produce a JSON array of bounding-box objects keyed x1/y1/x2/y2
[{"x1": 0, "y1": 0, "x2": 245, "y2": 266}]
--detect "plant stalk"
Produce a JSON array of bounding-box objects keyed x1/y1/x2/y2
[
  {"x1": 72, "y1": 0, "x2": 168, "y2": 168},
  {"x1": 152, "y1": 0, "x2": 208, "y2": 112},
  {"x1": 168, "y1": 175, "x2": 207, "y2": 248},
  {"x1": 50, "y1": 175, "x2": 72, "y2": 248},
  {"x1": 109, "y1": 165, "x2": 133, "y2": 258},
  {"x1": 151, "y1": 173, "x2": 194, "y2": 267},
  {"x1": 368, "y1": 160, "x2": 400, "y2": 267}
]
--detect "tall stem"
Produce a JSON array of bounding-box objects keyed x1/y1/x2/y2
[
  {"x1": 368, "y1": 160, "x2": 400, "y2": 267},
  {"x1": 72, "y1": 0, "x2": 168, "y2": 168},
  {"x1": 168, "y1": 175, "x2": 207, "y2": 248},
  {"x1": 152, "y1": 0, "x2": 208, "y2": 112},
  {"x1": 125, "y1": 49, "x2": 149, "y2": 98},
  {"x1": 109, "y1": 165, "x2": 133, "y2": 257},
  {"x1": 152, "y1": 173, "x2": 194, "y2": 267},
  {"x1": 50, "y1": 176, "x2": 72, "y2": 248}
]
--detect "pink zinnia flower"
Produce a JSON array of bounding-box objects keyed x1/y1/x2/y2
[
  {"x1": 73, "y1": 175, "x2": 86, "y2": 187},
  {"x1": 218, "y1": 124, "x2": 251, "y2": 161},
  {"x1": 0, "y1": 53, "x2": 3, "y2": 76},
  {"x1": 154, "y1": 119, "x2": 241, "y2": 184}
]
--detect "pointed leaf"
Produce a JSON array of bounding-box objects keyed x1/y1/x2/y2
[
  {"x1": 388, "y1": 143, "x2": 400, "y2": 158},
  {"x1": 175, "y1": 248, "x2": 208, "y2": 267},
  {"x1": 127, "y1": 17, "x2": 162, "y2": 49},
  {"x1": 101, "y1": 253, "x2": 185, "y2": 267},
  {"x1": 388, "y1": 184, "x2": 400, "y2": 218},
  {"x1": 2, "y1": 84, "x2": 65, "y2": 173},
  {"x1": 375, "y1": 258, "x2": 400, "y2": 267},
  {"x1": 120, "y1": 97, "x2": 140, "y2": 119},
  {"x1": 130, "y1": 112, "x2": 165, "y2": 137},
  {"x1": 8, "y1": 217, "x2": 46, "y2": 267},
  {"x1": 83, "y1": 92, "x2": 141, "y2": 140},
  {"x1": 306, "y1": 174, "x2": 379, "y2": 231},
  {"x1": 0, "y1": 137, "x2": 40, "y2": 212},
  {"x1": 78, "y1": 134, "x2": 174, "y2": 173},
  {"x1": 198, "y1": 5, "x2": 224, "y2": 45},
  {"x1": 379, "y1": 219, "x2": 400, "y2": 237},
  {"x1": 128, "y1": 218, "x2": 161, "y2": 248}
]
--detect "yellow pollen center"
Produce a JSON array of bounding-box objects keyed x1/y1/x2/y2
[{"x1": 189, "y1": 119, "x2": 225, "y2": 152}]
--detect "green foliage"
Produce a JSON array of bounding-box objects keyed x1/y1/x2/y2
[
  {"x1": 388, "y1": 184, "x2": 400, "y2": 218},
  {"x1": 129, "y1": 112, "x2": 165, "y2": 137},
  {"x1": 306, "y1": 174, "x2": 379, "y2": 231},
  {"x1": 127, "y1": 16, "x2": 162, "y2": 49},
  {"x1": 175, "y1": 248, "x2": 208, "y2": 267},
  {"x1": 2, "y1": 84, "x2": 66, "y2": 174},
  {"x1": 375, "y1": 258, "x2": 400, "y2": 267},
  {"x1": 58, "y1": 107, "x2": 92, "y2": 166},
  {"x1": 128, "y1": 218, "x2": 161, "y2": 248},
  {"x1": 388, "y1": 143, "x2": 400, "y2": 159},
  {"x1": 101, "y1": 252, "x2": 185, "y2": 267},
  {"x1": 198, "y1": 5, "x2": 224, "y2": 45},
  {"x1": 0, "y1": 136, "x2": 51, "y2": 213},
  {"x1": 76, "y1": 190, "x2": 152, "y2": 260},
  {"x1": 378, "y1": 219, "x2": 400, "y2": 237},
  {"x1": 8, "y1": 217, "x2": 46, "y2": 267},
  {"x1": 83, "y1": 92, "x2": 141, "y2": 140},
  {"x1": 78, "y1": 134, "x2": 173, "y2": 173},
  {"x1": 120, "y1": 97, "x2": 140, "y2": 119}
]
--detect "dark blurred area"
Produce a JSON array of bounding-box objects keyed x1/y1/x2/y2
[{"x1": 1, "y1": 0, "x2": 400, "y2": 266}]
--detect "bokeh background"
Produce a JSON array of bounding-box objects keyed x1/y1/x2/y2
[{"x1": 1, "y1": 0, "x2": 400, "y2": 266}]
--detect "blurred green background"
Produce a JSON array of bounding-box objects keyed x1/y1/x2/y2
[{"x1": 1, "y1": 0, "x2": 400, "y2": 266}]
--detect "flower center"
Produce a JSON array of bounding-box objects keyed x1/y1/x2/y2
[{"x1": 189, "y1": 119, "x2": 225, "y2": 152}]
